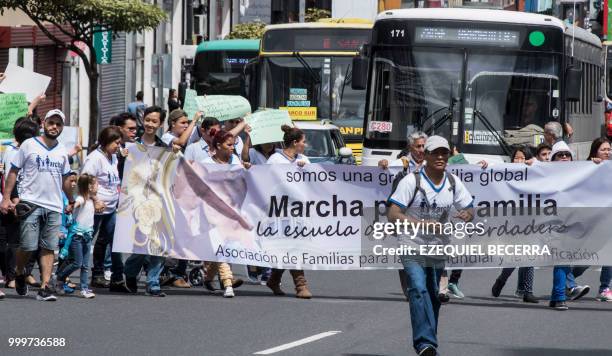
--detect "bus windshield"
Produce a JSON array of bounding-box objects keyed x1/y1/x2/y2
[
  {"x1": 365, "y1": 47, "x2": 560, "y2": 153},
  {"x1": 193, "y1": 50, "x2": 257, "y2": 95},
  {"x1": 259, "y1": 56, "x2": 365, "y2": 123}
]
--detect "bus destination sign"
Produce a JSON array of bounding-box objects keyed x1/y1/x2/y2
[{"x1": 415, "y1": 27, "x2": 520, "y2": 47}]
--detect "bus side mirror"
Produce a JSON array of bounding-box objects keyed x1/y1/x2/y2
[
  {"x1": 565, "y1": 66, "x2": 581, "y2": 102},
  {"x1": 352, "y1": 56, "x2": 368, "y2": 90}
]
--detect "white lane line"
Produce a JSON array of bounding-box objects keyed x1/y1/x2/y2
[{"x1": 253, "y1": 330, "x2": 342, "y2": 355}]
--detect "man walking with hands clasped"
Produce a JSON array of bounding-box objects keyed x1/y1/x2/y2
[{"x1": 387, "y1": 136, "x2": 475, "y2": 356}]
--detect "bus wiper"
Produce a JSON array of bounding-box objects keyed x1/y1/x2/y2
[
  {"x1": 293, "y1": 52, "x2": 321, "y2": 84},
  {"x1": 473, "y1": 110, "x2": 513, "y2": 157}
]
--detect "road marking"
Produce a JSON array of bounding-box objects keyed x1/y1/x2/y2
[{"x1": 253, "y1": 331, "x2": 342, "y2": 355}]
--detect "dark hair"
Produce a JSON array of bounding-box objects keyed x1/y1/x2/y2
[
  {"x1": 210, "y1": 128, "x2": 234, "y2": 150},
  {"x1": 77, "y1": 173, "x2": 96, "y2": 200},
  {"x1": 510, "y1": 145, "x2": 533, "y2": 162},
  {"x1": 280, "y1": 125, "x2": 304, "y2": 148},
  {"x1": 98, "y1": 126, "x2": 123, "y2": 149},
  {"x1": 536, "y1": 142, "x2": 552, "y2": 156},
  {"x1": 143, "y1": 106, "x2": 166, "y2": 125},
  {"x1": 13, "y1": 118, "x2": 39, "y2": 144},
  {"x1": 202, "y1": 117, "x2": 220, "y2": 130},
  {"x1": 587, "y1": 137, "x2": 611, "y2": 161},
  {"x1": 254, "y1": 143, "x2": 278, "y2": 157},
  {"x1": 110, "y1": 112, "x2": 137, "y2": 127},
  {"x1": 169, "y1": 89, "x2": 176, "y2": 96},
  {"x1": 136, "y1": 91, "x2": 144, "y2": 101}
]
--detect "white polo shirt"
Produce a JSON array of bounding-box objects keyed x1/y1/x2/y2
[
  {"x1": 81, "y1": 149, "x2": 121, "y2": 215},
  {"x1": 11, "y1": 137, "x2": 70, "y2": 213},
  {"x1": 184, "y1": 139, "x2": 211, "y2": 164},
  {"x1": 266, "y1": 151, "x2": 310, "y2": 165}
]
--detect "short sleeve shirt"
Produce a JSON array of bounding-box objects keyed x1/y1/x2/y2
[
  {"x1": 202, "y1": 154, "x2": 242, "y2": 165},
  {"x1": 73, "y1": 195, "x2": 95, "y2": 229},
  {"x1": 266, "y1": 152, "x2": 311, "y2": 165},
  {"x1": 184, "y1": 139, "x2": 211, "y2": 164},
  {"x1": 249, "y1": 148, "x2": 269, "y2": 165},
  {"x1": 81, "y1": 149, "x2": 121, "y2": 214},
  {"x1": 12, "y1": 137, "x2": 71, "y2": 213}
]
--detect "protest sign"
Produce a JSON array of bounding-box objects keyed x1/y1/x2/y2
[
  {"x1": 182, "y1": 89, "x2": 199, "y2": 120},
  {"x1": 245, "y1": 109, "x2": 292, "y2": 145},
  {"x1": 114, "y1": 148, "x2": 612, "y2": 270},
  {"x1": 195, "y1": 95, "x2": 251, "y2": 121},
  {"x1": 0, "y1": 64, "x2": 51, "y2": 102},
  {"x1": 0, "y1": 93, "x2": 28, "y2": 139}
]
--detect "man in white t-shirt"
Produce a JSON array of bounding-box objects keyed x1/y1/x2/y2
[
  {"x1": 0, "y1": 109, "x2": 71, "y2": 301},
  {"x1": 387, "y1": 136, "x2": 474, "y2": 356},
  {"x1": 378, "y1": 131, "x2": 427, "y2": 170}
]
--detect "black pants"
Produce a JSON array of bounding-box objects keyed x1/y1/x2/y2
[{"x1": 0, "y1": 216, "x2": 20, "y2": 281}]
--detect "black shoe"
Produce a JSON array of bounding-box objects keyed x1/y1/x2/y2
[
  {"x1": 145, "y1": 288, "x2": 166, "y2": 297},
  {"x1": 15, "y1": 274, "x2": 28, "y2": 296},
  {"x1": 232, "y1": 278, "x2": 244, "y2": 289},
  {"x1": 438, "y1": 293, "x2": 450, "y2": 304},
  {"x1": 492, "y1": 278, "x2": 505, "y2": 297},
  {"x1": 92, "y1": 276, "x2": 110, "y2": 288},
  {"x1": 418, "y1": 345, "x2": 437, "y2": 356},
  {"x1": 523, "y1": 293, "x2": 539, "y2": 303},
  {"x1": 109, "y1": 281, "x2": 132, "y2": 293},
  {"x1": 203, "y1": 280, "x2": 216, "y2": 292},
  {"x1": 549, "y1": 300, "x2": 569, "y2": 310},
  {"x1": 126, "y1": 278, "x2": 138, "y2": 294},
  {"x1": 36, "y1": 286, "x2": 57, "y2": 301}
]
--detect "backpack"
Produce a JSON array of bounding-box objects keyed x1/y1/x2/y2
[{"x1": 387, "y1": 158, "x2": 456, "y2": 209}]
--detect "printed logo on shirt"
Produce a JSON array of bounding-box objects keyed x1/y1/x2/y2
[
  {"x1": 35, "y1": 154, "x2": 64, "y2": 173},
  {"x1": 106, "y1": 172, "x2": 120, "y2": 185}
]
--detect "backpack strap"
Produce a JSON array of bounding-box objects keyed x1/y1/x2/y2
[
  {"x1": 406, "y1": 171, "x2": 422, "y2": 209},
  {"x1": 446, "y1": 171, "x2": 456, "y2": 197}
]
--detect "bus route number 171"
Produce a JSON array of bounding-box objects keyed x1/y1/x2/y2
[{"x1": 390, "y1": 29, "x2": 405, "y2": 38}]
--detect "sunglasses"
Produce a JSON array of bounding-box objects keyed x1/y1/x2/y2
[{"x1": 556, "y1": 152, "x2": 572, "y2": 158}]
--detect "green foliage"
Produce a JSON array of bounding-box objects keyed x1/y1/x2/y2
[
  {"x1": 305, "y1": 7, "x2": 331, "y2": 22},
  {"x1": 227, "y1": 22, "x2": 266, "y2": 40},
  {"x1": 0, "y1": 0, "x2": 166, "y2": 42}
]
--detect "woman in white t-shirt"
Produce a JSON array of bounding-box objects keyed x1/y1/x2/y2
[
  {"x1": 266, "y1": 125, "x2": 311, "y2": 167},
  {"x1": 201, "y1": 128, "x2": 249, "y2": 298},
  {"x1": 81, "y1": 126, "x2": 128, "y2": 291},
  {"x1": 55, "y1": 173, "x2": 97, "y2": 299},
  {"x1": 265, "y1": 125, "x2": 312, "y2": 299},
  {"x1": 161, "y1": 109, "x2": 201, "y2": 151}
]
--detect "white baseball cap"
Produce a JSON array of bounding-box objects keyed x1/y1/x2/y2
[
  {"x1": 44, "y1": 109, "x2": 65, "y2": 122},
  {"x1": 424, "y1": 135, "x2": 450, "y2": 152}
]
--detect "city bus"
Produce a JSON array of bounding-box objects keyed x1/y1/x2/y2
[
  {"x1": 245, "y1": 20, "x2": 372, "y2": 159},
  {"x1": 353, "y1": 8, "x2": 604, "y2": 166},
  {"x1": 192, "y1": 39, "x2": 260, "y2": 95}
]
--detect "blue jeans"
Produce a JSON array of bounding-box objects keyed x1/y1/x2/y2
[
  {"x1": 124, "y1": 254, "x2": 165, "y2": 291},
  {"x1": 401, "y1": 256, "x2": 444, "y2": 352},
  {"x1": 92, "y1": 212, "x2": 124, "y2": 282},
  {"x1": 56, "y1": 235, "x2": 92, "y2": 290},
  {"x1": 567, "y1": 266, "x2": 612, "y2": 293},
  {"x1": 104, "y1": 244, "x2": 112, "y2": 270},
  {"x1": 551, "y1": 266, "x2": 571, "y2": 302},
  {"x1": 19, "y1": 205, "x2": 61, "y2": 252}
]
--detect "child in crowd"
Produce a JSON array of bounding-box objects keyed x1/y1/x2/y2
[{"x1": 55, "y1": 174, "x2": 98, "y2": 299}]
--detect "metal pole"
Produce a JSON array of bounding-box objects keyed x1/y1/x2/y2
[{"x1": 158, "y1": 55, "x2": 164, "y2": 109}]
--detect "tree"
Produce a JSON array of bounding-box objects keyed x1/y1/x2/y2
[
  {"x1": 305, "y1": 8, "x2": 331, "y2": 22},
  {"x1": 226, "y1": 22, "x2": 266, "y2": 40},
  {"x1": 0, "y1": 0, "x2": 166, "y2": 145}
]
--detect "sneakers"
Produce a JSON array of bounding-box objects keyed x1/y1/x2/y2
[
  {"x1": 418, "y1": 345, "x2": 437, "y2": 356},
  {"x1": 80, "y1": 289, "x2": 96, "y2": 299},
  {"x1": 491, "y1": 278, "x2": 505, "y2": 297},
  {"x1": 567, "y1": 285, "x2": 590, "y2": 300},
  {"x1": 0, "y1": 290, "x2": 5, "y2": 299},
  {"x1": 549, "y1": 300, "x2": 568, "y2": 310},
  {"x1": 15, "y1": 274, "x2": 28, "y2": 296},
  {"x1": 447, "y1": 283, "x2": 464, "y2": 299},
  {"x1": 232, "y1": 278, "x2": 244, "y2": 289},
  {"x1": 145, "y1": 288, "x2": 166, "y2": 297},
  {"x1": 36, "y1": 286, "x2": 58, "y2": 301},
  {"x1": 438, "y1": 292, "x2": 450, "y2": 304},
  {"x1": 126, "y1": 278, "x2": 138, "y2": 294},
  {"x1": 172, "y1": 278, "x2": 191, "y2": 288},
  {"x1": 223, "y1": 286, "x2": 235, "y2": 298},
  {"x1": 104, "y1": 270, "x2": 112, "y2": 281},
  {"x1": 596, "y1": 288, "x2": 612, "y2": 302},
  {"x1": 91, "y1": 276, "x2": 110, "y2": 288},
  {"x1": 522, "y1": 293, "x2": 539, "y2": 303}
]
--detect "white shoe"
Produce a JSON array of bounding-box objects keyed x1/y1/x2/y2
[
  {"x1": 80, "y1": 289, "x2": 96, "y2": 299},
  {"x1": 104, "y1": 270, "x2": 112, "y2": 281},
  {"x1": 223, "y1": 286, "x2": 235, "y2": 298}
]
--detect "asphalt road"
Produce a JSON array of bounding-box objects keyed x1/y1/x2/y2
[{"x1": 1, "y1": 267, "x2": 611, "y2": 356}]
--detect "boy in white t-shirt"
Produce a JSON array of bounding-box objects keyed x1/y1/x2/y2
[
  {"x1": 0, "y1": 109, "x2": 71, "y2": 302},
  {"x1": 387, "y1": 136, "x2": 474, "y2": 356}
]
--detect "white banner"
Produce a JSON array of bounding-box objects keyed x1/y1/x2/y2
[{"x1": 114, "y1": 146, "x2": 612, "y2": 269}]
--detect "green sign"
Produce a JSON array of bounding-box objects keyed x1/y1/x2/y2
[
  {"x1": 183, "y1": 89, "x2": 199, "y2": 120},
  {"x1": 608, "y1": 2, "x2": 612, "y2": 40},
  {"x1": 0, "y1": 93, "x2": 28, "y2": 139},
  {"x1": 529, "y1": 31, "x2": 545, "y2": 47},
  {"x1": 245, "y1": 109, "x2": 292, "y2": 145},
  {"x1": 93, "y1": 27, "x2": 112, "y2": 64},
  {"x1": 195, "y1": 95, "x2": 251, "y2": 122}
]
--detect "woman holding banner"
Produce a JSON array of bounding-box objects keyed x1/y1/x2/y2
[{"x1": 265, "y1": 125, "x2": 312, "y2": 299}]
